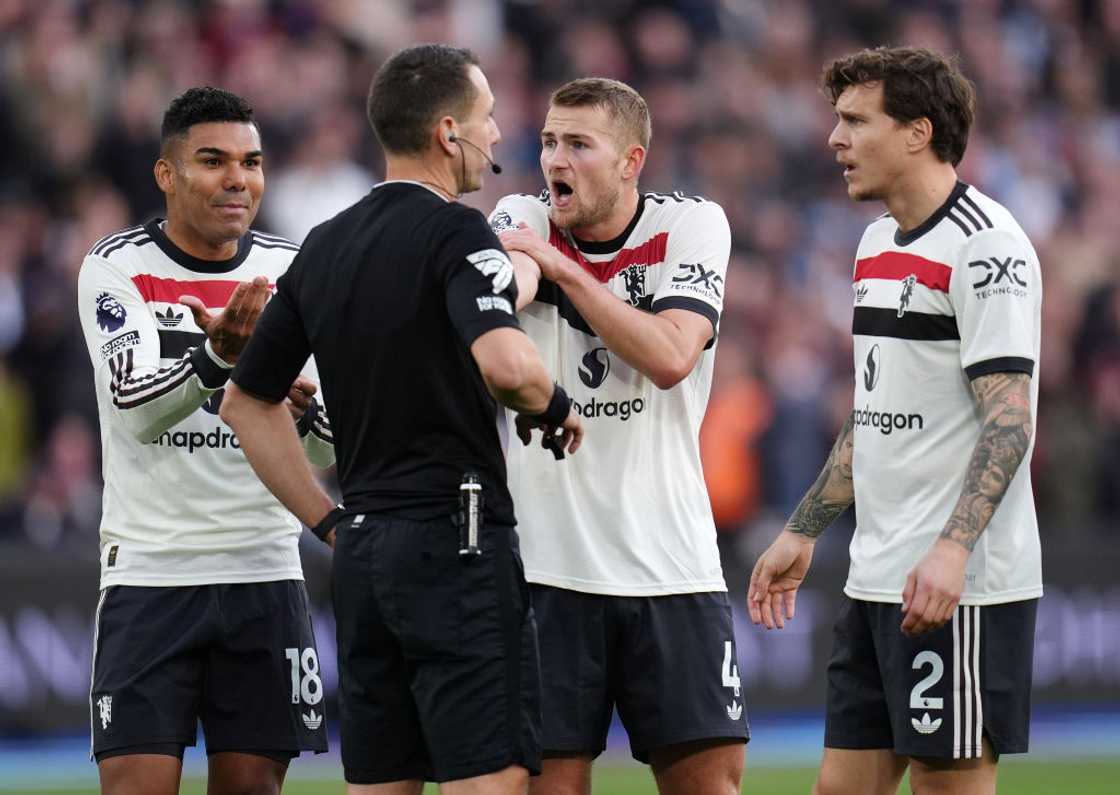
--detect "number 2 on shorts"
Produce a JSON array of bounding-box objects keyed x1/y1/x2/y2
[{"x1": 911, "y1": 650, "x2": 945, "y2": 710}]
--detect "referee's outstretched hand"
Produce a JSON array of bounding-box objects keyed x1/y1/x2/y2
[
  {"x1": 515, "y1": 409, "x2": 583, "y2": 458},
  {"x1": 180, "y1": 275, "x2": 271, "y2": 364}
]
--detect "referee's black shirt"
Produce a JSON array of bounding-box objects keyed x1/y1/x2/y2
[{"x1": 232, "y1": 181, "x2": 523, "y2": 525}]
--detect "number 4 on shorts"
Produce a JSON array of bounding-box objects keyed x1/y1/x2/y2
[{"x1": 722, "y1": 641, "x2": 741, "y2": 696}]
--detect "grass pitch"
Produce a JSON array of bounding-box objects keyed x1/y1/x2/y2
[{"x1": 16, "y1": 758, "x2": 1120, "y2": 794}]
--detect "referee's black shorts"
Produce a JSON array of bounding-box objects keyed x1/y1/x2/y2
[{"x1": 333, "y1": 514, "x2": 541, "y2": 784}]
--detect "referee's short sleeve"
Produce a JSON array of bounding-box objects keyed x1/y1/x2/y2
[
  {"x1": 232, "y1": 268, "x2": 311, "y2": 402},
  {"x1": 438, "y1": 206, "x2": 523, "y2": 347}
]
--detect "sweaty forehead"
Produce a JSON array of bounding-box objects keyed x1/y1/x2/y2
[
  {"x1": 543, "y1": 104, "x2": 618, "y2": 141},
  {"x1": 180, "y1": 121, "x2": 262, "y2": 156}
]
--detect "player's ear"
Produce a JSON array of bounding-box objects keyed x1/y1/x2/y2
[
  {"x1": 907, "y1": 116, "x2": 934, "y2": 155},
  {"x1": 154, "y1": 156, "x2": 175, "y2": 196},
  {"x1": 621, "y1": 143, "x2": 646, "y2": 182}
]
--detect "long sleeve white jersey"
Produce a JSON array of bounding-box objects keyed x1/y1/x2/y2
[
  {"x1": 490, "y1": 191, "x2": 731, "y2": 596},
  {"x1": 78, "y1": 219, "x2": 334, "y2": 588}
]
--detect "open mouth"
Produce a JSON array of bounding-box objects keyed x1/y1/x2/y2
[{"x1": 551, "y1": 180, "x2": 574, "y2": 208}]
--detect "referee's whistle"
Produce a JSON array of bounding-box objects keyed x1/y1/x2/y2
[{"x1": 459, "y1": 473, "x2": 482, "y2": 557}]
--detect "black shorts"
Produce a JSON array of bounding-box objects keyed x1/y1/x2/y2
[
  {"x1": 825, "y1": 596, "x2": 1037, "y2": 759},
  {"x1": 89, "y1": 580, "x2": 328, "y2": 761},
  {"x1": 530, "y1": 585, "x2": 750, "y2": 763},
  {"x1": 332, "y1": 515, "x2": 541, "y2": 784}
]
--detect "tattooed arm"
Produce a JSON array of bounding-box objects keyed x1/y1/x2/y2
[
  {"x1": 787, "y1": 412, "x2": 856, "y2": 538},
  {"x1": 940, "y1": 372, "x2": 1034, "y2": 550},
  {"x1": 747, "y1": 412, "x2": 856, "y2": 629},
  {"x1": 900, "y1": 372, "x2": 1034, "y2": 635}
]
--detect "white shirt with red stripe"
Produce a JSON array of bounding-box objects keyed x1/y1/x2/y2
[
  {"x1": 847, "y1": 182, "x2": 1042, "y2": 605},
  {"x1": 77, "y1": 219, "x2": 333, "y2": 588},
  {"x1": 489, "y1": 191, "x2": 730, "y2": 596}
]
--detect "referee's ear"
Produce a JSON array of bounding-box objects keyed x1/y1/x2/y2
[{"x1": 438, "y1": 117, "x2": 459, "y2": 158}]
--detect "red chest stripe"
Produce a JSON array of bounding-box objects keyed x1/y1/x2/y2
[
  {"x1": 131, "y1": 275, "x2": 274, "y2": 307},
  {"x1": 854, "y1": 251, "x2": 952, "y2": 293},
  {"x1": 547, "y1": 227, "x2": 668, "y2": 283}
]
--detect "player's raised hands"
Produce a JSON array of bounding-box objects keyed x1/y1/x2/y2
[
  {"x1": 748, "y1": 530, "x2": 816, "y2": 630},
  {"x1": 179, "y1": 275, "x2": 271, "y2": 363},
  {"x1": 901, "y1": 537, "x2": 968, "y2": 636}
]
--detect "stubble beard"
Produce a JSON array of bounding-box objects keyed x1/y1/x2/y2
[{"x1": 551, "y1": 182, "x2": 621, "y2": 233}]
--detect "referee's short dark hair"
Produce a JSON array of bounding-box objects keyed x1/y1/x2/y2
[
  {"x1": 821, "y1": 46, "x2": 976, "y2": 166},
  {"x1": 160, "y1": 87, "x2": 257, "y2": 155},
  {"x1": 367, "y1": 44, "x2": 481, "y2": 155}
]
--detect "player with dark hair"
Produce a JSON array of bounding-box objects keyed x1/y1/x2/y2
[
  {"x1": 489, "y1": 77, "x2": 747, "y2": 795},
  {"x1": 749, "y1": 47, "x2": 1042, "y2": 795},
  {"x1": 221, "y1": 44, "x2": 580, "y2": 794},
  {"x1": 78, "y1": 86, "x2": 333, "y2": 795}
]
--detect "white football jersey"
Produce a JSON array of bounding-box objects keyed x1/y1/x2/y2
[
  {"x1": 490, "y1": 191, "x2": 730, "y2": 596},
  {"x1": 846, "y1": 182, "x2": 1042, "y2": 605},
  {"x1": 77, "y1": 220, "x2": 334, "y2": 588}
]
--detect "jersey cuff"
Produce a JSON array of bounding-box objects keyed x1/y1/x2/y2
[
  {"x1": 964, "y1": 356, "x2": 1035, "y2": 380},
  {"x1": 191, "y1": 344, "x2": 232, "y2": 389},
  {"x1": 204, "y1": 339, "x2": 236, "y2": 370},
  {"x1": 652, "y1": 296, "x2": 720, "y2": 348}
]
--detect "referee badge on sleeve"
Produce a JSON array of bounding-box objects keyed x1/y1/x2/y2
[{"x1": 467, "y1": 249, "x2": 514, "y2": 294}]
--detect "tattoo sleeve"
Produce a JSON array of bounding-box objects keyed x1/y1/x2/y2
[
  {"x1": 786, "y1": 413, "x2": 856, "y2": 539},
  {"x1": 940, "y1": 372, "x2": 1033, "y2": 551}
]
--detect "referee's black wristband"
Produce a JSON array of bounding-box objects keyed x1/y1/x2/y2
[
  {"x1": 529, "y1": 383, "x2": 571, "y2": 427},
  {"x1": 310, "y1": 504, "x2": 346, "y2": 542}
]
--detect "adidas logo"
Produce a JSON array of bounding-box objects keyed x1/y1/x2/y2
[
  {"x1": 855, "y1": 283, "x2": 869, "y2": 303},
  {"x1": 156, "y1": 306, "x2": 184, "y2": 328},
  {"x1": 302, "y1": 708, "x2": 323, "y2": 731},
  {"x1": 911, "y1": 712, "x2": 942, "y2": 735},
  {"x1": 726, "y1": 700, "x2": 743, "y2": 721}
]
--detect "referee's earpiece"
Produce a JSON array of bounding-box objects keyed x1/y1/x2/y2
[{"x1": 446, "y1": 132, "x2": 503, "y2": 175}]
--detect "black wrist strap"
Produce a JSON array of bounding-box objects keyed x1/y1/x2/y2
[
  {"x1": 529, "y1": 383, "x2": 571, "y2": 428},
  {"x1": 295, "y1": 397, "x2": 320, "y2": 437},
  {"x1": 310, "y1": 504, "x2": 346, "y2": 542}
]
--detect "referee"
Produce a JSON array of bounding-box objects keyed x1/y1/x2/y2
[{"x1": 220, "y1": 44, "x2": 581, "y2": 792}]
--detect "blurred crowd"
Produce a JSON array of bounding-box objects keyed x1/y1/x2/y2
[{"x1": 1, "y1": 0, "x2": 1117, "y2": 564}]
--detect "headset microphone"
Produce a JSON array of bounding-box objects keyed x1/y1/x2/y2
[{"x1": 449, "y1": 134, "x2": 503, "y2": 174}]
